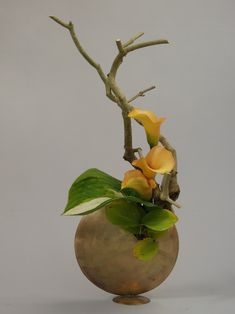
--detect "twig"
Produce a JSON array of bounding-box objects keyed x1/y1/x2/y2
[
  {"x1": 109, "y1": 39, "x2": 169, "y2": 79},
  {"x1": 50, "y1": 18, "x2": 121, "y2": 124},
  {"x1": 123, "y1": 32, "x2": 144, "y2": 47},
  {"x1": 116, "y1": 39, "x2": 125, "y2": 54},
  {"x1": 126, "y1": 39, "x2": 169, "y2": 53},
  {"x1": 50, "y1": 16, "x2": 107, "y2": 84},
  {"x1": 128, "y1": 85, "x2": 156, "y2": 103}
]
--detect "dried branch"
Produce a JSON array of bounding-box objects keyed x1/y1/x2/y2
[
  {"x1": 126, "y1": 39, "x2": 169, "y2": 53},
  {"x1": 105, "y1": 80, "x2": 117, "y2": 103},
  {"x1": 109, "y1": 39, "x2": 168, "y2": 79},
  {"x1": 160, "y1": 174, "x2": 181, "y2": 208},
  {"x1": 50, "y1": 16, "x2": 107, "y2": 84},
  {"x1": 122, "y1": 110, "x2": 136, "y2": 162},
  {"x1": 159, "y1": 134, "x2": 180, "y2": 202},
  {"x1": 107, "y1": 36, "x2": 169, "y2": 164},
  {"x1": 50, "y1": 16, "x2": 177, "y2": 193},
  {"x1": 123, "y1": 32, "x2": 144, "y2": 47},
  {"x1": 128, "y1": 85, "x2": 156, "y2": 103},
  {"x1": 116, "y1": 39, "x2": 125, "y2": 54}
]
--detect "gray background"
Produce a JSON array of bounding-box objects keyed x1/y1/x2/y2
[{"x1": 1, "y1": 0, "x2": 235, "y2": 313}]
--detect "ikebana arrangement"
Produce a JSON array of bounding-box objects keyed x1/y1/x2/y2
[{"x1": 51, "y1": 16, "x2": 182, "y2": 305}]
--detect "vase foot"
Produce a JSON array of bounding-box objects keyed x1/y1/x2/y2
[{"x1": 112, "y1": 295, "x2": 150, "y2": 305}]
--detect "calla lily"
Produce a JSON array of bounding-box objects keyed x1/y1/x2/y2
[
  {"x1": 121, "y1": 170, "x2": 156, "y2": 201},
  {"x1": 128, "y1": 108, "x2": 166, "y2": 147},
  {"x1": 132, "y1": 146, "x2": 175, "y2": 178}
]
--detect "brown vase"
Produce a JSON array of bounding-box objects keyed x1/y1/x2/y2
[{"x1": 74, "y1": 208, "x2": 179, "y2": 305}]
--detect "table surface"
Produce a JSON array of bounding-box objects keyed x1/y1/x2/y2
[{"x1": 1, "y1": 287, "x2": 234, "y2": 314}]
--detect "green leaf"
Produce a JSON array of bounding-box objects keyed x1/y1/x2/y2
[
  {"x1": 147, "y1": 229, "x2": 168, "y2": 240},
  {"x1": 133, "y1": 238, "x2": 159, "y2": 261},
  {"x1": 121, "y1": 187, "x2": 142, "y2": 199},
  {"x1": 121, "y1": 225, "x2": 142, "y2": 234},
  {"x1": 70, "y1": 168, "x2": 121, "y2": 189},
  {"x1": 63, "y1": 168, "x2": 162, "y2": 216},
  {"x1": 105, "y1": 199, "x2": 145, "y2": 229},
  {"x1": 142, "y1": 209, "x2": 178, "y2": 231},
  {"x1": 63, "y1": 168, "x2": 122, "y2": 215},
  {"x1": 124, "y1": 195, "x2": 160, "y2": 209}
]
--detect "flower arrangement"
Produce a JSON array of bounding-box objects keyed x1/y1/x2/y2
[{"x1": 51, "y1": 16, "x2": 181, "y2": 262}]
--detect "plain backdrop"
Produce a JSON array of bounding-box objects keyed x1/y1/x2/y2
[{"x1": 1, "y1": 0, "x2": 235, "y2": 313}]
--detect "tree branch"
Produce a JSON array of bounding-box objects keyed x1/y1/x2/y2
[
  {"x1": 116, "y1": 39, "x2": 125, "y2": 54},
  {"x1": 50, "y1": 16, "x2": 107, "y2": 84},
  {"x1": 123, "y1": 32, "x2": 144, "y2": 47},
  {"x1": 107, "y1": 37, "x2": 169, "y2": 164},
  {"x1": 159, "y1": 134, "x2": 180, "y2": 202},
  {"x1": 50, "y1": 16, "x2": 175, "y2": 176},
  {"x1": 122, "y1": 110, "x2": 136, "y2": 162},
  {"x1": 105, "y1": 80, "x2": 117, "y2": 103},
  {"x1": 160, "y1": 174, "x2": 181, "y2": 208},
  {"x1": 126, "y1": 39, "x2": 169, "y2": 53},
  {"x1": 128, "y1": 85, "x2": 156, "y2": 103},
  {"x1": 109, "y1": 39, "x2": 168, "y2": 84}
]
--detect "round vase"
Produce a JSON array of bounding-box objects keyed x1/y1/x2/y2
[{"x1": 74, "y1": 208, "x2": 179, "y2": 305}]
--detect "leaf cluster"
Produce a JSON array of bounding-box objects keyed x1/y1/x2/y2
[{"x1": 63, "y1": 168, "x2": 178, "y2": 261}]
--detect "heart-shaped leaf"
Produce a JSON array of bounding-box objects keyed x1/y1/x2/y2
[
  {"x1": 63, "y1": 168, "x2": 122, "y2": 215},
  {"x1": 133, "y1": 238, "x2": 159, "y2": 261},
  {"x1": 147, "y1": 229, "x2": 168, "y2": 239},
  {"x1": 142, "y1": 209, "x2": 178, "y2": 231},
  {"x1": 63, "y1": 168, "x2": 161, "y2": 216},
  {"x1": 105, "y1": 199, "x2": 145, "y2": 229}
]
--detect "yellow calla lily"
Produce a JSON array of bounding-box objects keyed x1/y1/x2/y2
[
  {"x1": 121, "y1": 170, "x2": 156, "y2": 201},
  {"x1": 128, "y1": 108, "x2": 166, "y2": 147},
  {"x1": 132, "y1": 145, "x2": 175, "y2": 178},
  {"x1": 132, "y1": 158, "x2": 156, "y2": 178}
]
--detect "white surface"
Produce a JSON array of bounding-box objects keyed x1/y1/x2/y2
[{"x1": 1, "y1": 0, "x2": 235, "y2": 313}]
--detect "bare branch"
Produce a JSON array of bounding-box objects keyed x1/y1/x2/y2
[
  {"x1": 109, "y1": 39, "x2": 169, "y2": 84},
  {"x1": 126, "y1": 39, "x2": 169, "y2": 53},
  {"x1": 159, "y1": 134, "x2": 180, "y2": 202},
  {"x1": 122, "y1": 110, "x2": 136, "y2": 162},
  {"x1": 50, "y1": 16, "x2": 107, "y2": 84},
  {"x1": 49, "y1": 16, "x2": 70, "y2": 29},
  {"x1": 107, "y1": 37, "x2": 168, "y2": 164},
  {"x1": 123, "y1": 32, "x2": 144, "y2": 47},
  {"x1": 50, "y1": 17, "x2": 175, "y2": 176},
  {"x1": 160, "y1": 174, "x2": 182, "y2": 208},
  {"x1": 116, "y1": 39, "x2": 125, "y2": 53},
  {"x1": 105, "y1": 80, "x2": 117, "y2": 103},
  {"x1": 128, "y1": 85, "x2": 156, "y2": 103}
]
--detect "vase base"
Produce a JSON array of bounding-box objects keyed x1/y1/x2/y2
[{"x1": 112, "y1": 295, "x2": 150, "y2": 305}]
